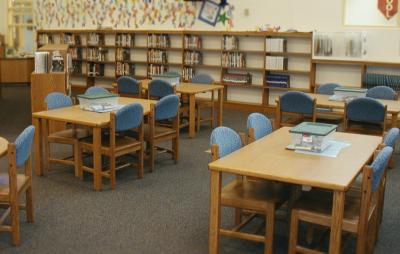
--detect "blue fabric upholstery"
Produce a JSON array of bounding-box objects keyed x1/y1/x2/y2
[
  {"x1": 117, "y1": 76, "x2": 140, "y2": 95},
  {"x1": 85, "y1": 86, "x2": 110, "y2": 95},
  {"x1": 247, "y1": 113, "x2": 273, "y2": 141},
  {"x1": 280, "y1": 91, "x2": 314, "y2": 114},
  {"x1": 192, "y1": 73, "x2": 214, "y2": 84},
  {"x1": 155, "y1": 94, "x2": 180, "y2": 121},
  {"x1": 384, "y1": 128, "x2": 399, "y2": 148},
  {"x1": 370, "y1": 146, "x2": 393, "y2": 192},
  {"x1": 45, "y1": 92, "x2": 72, "y2": 110},
  {"x1": 317, "y1": 83, "x2": 341, "y2": 95},
  {"x1": 347, "y1": 97, "x2": 385, "y2": 123},
  {"x1": 14, "y1": 125, "x2": 35, "y2": 168},
  {"x1": 210, "y1": 126, "x2": 242, "y2": 158},
  {"x1": 114, "y1": 103, "x2": 143, "y2": 132},
  {"x1": 149, "y1": 79, "x2": 175, "y2": 99},
  {"x1": 367, "y1": 86, "x2": 397, "y2": 100}
]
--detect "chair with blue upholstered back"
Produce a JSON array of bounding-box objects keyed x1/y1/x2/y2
[
  {"x1": 210, "y1": 126, "x2": 290, "y2": 253},
  {"x1": 1, "y1": 125, "x2": 35, "y2": 246},
  {"x1": 116, "y1": 76, "x2": 142, "y2": 98},
  {"x1": 367, "y1": 86, "x2": 398, "y2": 100},
  {"x1": 315, "y1": 83, "x2": 344, "y2": 121},
  {"x1": 145, "y1": 94, "x2": 180, "y2": 171},
  {"x1": 148, "y1": 79, "x2": 176, "y2": 99},
  {"x1": 316, "y1": 83, "x2": 341, "y2": 95},
  {"x1": 288, "y1": 146, "x2": 393, "y2": 254},
  {"x1": 382, "y1": 127, "x2": 399, "y2": 168},
  {"x1": 79, "y1": 103, "x2": 144, "y2": 189},
  {"x1": 344, "y1": 97, "x2": 387, "y2": 135},
  {"x1": 247, "y1": 113, "x2": 273, "y2": 143},
  {"x1": 45, "y1": 92, "x2": 73, "y2": 110},
  {"x1": 85, "y1": 86, "x2": 110, "y2": 95},
  {"x1": 192, "y1": 73, "x2": 215, "y2": 131},
  {"x1": 276, "y1": 91, "x2": 316, "y2": 128}
]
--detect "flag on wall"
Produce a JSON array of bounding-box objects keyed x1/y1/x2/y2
[{"x1": 378, "y1": 0, "x2": 398, "y2": 20}]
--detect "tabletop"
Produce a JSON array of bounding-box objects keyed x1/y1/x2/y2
[
  {"x1": 308, "y1": 93, "x2": 400, "y2": 113},
  {"x1": 208, "y1": 127, "x2": 382, "y2": 191},
  {"x1": 32, "y1": 98, "x2": 156, "y2": 127},
  {"x1": 0, "y1": 137, "x2": 8, "y2": 157}
]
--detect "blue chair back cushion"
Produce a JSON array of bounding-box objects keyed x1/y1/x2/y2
[
  {"x1": 115, "y1": 103, "x2": 143, "y2": 132},
  {"x1": 210, "y1": 126, "x2": 242, "y2": 158},
  {"x1": 149, "y1": 79, "x2": 175, "y2": 98},
  {"x1": 371, "y1": 146, "x2": 393, "y2": 192},
  {"x1": 367, "y1": 86, "x2": 397, "y2": 100},
  {"x1": 155, "y1": 94, "x2": 180, "y2": 121},
  {"x1": 347, "y1": 97, "x2": 385, "y2": 123},
  {"x1": 85, "y1": 86, "x2": 110, "y2": 95},
  {"x1": 14, "y1": 125, "x2": 35, "y2": 168},
  {"x1": 45, "y1": 92, "x2": 72, "y2": 110},
  {"x1": 317, "y1": 83, "x2": 341, "y2": 95},
  {"x1": 384, "y1": 128, "x2": 399, "y2": 148},
  {"x1": 280, "y1": 91, "x2": 314, "y2": 114},
  {"x1": 247, "y1": 113, "x2": 273, "y2": 140},
  {"x1": 192, "y1": 73, "x2": 214, "y2": 84},
  {"x1": 117, "y1": 76, "x2": 140, "y2": 95}
]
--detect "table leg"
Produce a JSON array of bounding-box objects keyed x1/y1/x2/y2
[
  {"x1": 217, "y1": 89, "x2": 223, "y2": 126},
  {"x1": 32, "y1": 117, "x2": 43, "y2": 176},
  {"x1": 209, "y1": 170, "x2": 221, "y2": 254},
  {"x1": 93, "y1": 127, "x2": 102, "y2": 191},
  {"x1": 189, "y1": 94, "x2": 196, "y2": 138},
  {"x1": 391, "y1": 113, "x2": 398, "y2": 128},
  {"x1": 329, "y1": 190, "x2": 345, "y2": 254},
  {"x1": 42, "y1": 119, "x2": 50, "y2": 174}
]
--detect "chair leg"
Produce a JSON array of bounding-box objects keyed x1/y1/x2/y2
[
  {"x1": 73, "y1": 141, "x2": 80, "y2": 177},
  {"x1": 149, "y1": 142, "x2": 155, "y2": 172},
  {"x1": 172, "y1": 137, "x2": 179, "y2": 164},
  {"x1": 196, "y1": 107, "x2": 201, "y2": 132},
  {"x1": 288, "y1": 210, "x2": 299, "y2": 254},
  {"x1": 109, "y1": 155, "x2": 116, "y2": 190},
  {"x1": 234, "y1": 208, "x2": 241, "y2": 225},
  {"x1": 25, "y1": 186, "x2": 34, "y2": 223},
  {"x1": 137, "y1": 148, "x2": 144, "y2": 179},
  {"x1": 211, "y1": 100, "x2": 215, "y2": 128},
  {"x1": 10, "y1": 201, "x2": 20, "y2": 246},
  {"x1": 77, "y1": 146, "x2": 84, "y2": 180}
]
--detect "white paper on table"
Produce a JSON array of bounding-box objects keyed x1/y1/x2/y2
[
  {"x1": 295, "y1": 140, "x2": 351, "y2": 158},
  {"x1": 81, "y1": 104, "x2": 125, "y2": 113}
]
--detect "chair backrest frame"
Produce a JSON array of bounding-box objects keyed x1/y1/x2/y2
[{"x1": 116, "y1": 76, "x2": 143, "y2": 98}]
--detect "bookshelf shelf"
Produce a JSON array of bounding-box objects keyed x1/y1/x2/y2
[
  {"x1": 266, "y1": 52, "x2": 311, "y2": 57},
  {"x1": 264, "y1": 86, "x2": 310, "y2": 92},
  {"x1": 223, "y1": 82, "x2": 264, "y2": 89},
  {"x1": 265, "y1": 69, "x2": 310, "y2": 75}
]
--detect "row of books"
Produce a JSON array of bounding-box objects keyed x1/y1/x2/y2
[
  {"x1": 87, "y1": 48, "x2": 108, "y2": 61},
  {"x1": 183, "y1": 67, "x2": 195, "y2": 81},
  {"x1": 87, "y1": 63, "x2": 105, "y2": 77},
  {"x1": 222, "y1": 52, "x2": 246, "y2": 68},
  {"x1": 87, "y1": 33, "x2": 104, "y2": 46},
  {"x1": 64, "y1": 33, "x2": 81, "y2": 46},
  {"x1": 184, "y1": 35, "x2": 202, "y2": 49},
  {"x1": 148, "y1": 34, "x2": 170, "y2": 48},
  {"x1": 184, "y1": 51, "x2": 202, "y2": 65},
  {"x1": 147, "y1": 49, "x2": 167, "y2": 63},
  {"x1": 222, "y1": 73, "x2": 252, "y2": 84},
  {"x1": 364, "y1": 73, "x2": 400, "y2": 91},
  {"x1": 266, "y1": 38, "x2": 286, "y2": 52},
  {"x1": 116, "y1": 62, "x2": 135, "y2": 76},
  {"x1": 71, "y1": 61, "x2": 82, "y2": 75},
  {"x1": 116, "y1": 48, "x2": 130, "y2": 61},
  {"x1": 265, "y1": 56, "x2": 287, "y2": 70},
  {"x1": 38, "y1": 34, "x2": 56, "y2": 45},
  {"x1": 116, "y1": 33, "x2": 134, "y2": 47},
  {"x1": 148, "y1": 64, "x2": 167, "y2": 76},
  {"x1": 266, "y1": 73, "x2": 290, "y2": 88},
  {"x1": 68, "y1": 48, "x2": 82, "y2": 60},
  {"x1": 222, "y1": 36, "x2": 239, "y2": 50}
]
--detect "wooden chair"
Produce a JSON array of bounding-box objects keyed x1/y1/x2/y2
[
  {"x1": 115, "y1": 76, "x2": 142, "y2": 98},
  {"x1": 210, "y1": 126, "x2": 290, "y2": 254},
  {"x1": 382, "y1": 128, "x2": 399, "y2": 168},
  {"x1": 0, "y1": 126, "x2": 35, "y2": 245},
  {"x1": 344, "y1": 97, "x2": 387, "y2": 136},
  {"x1": 315, "y1": 83, "x2": 343, "y2": 122},
  {"x1": 147, "y1": 79, "x2": 176, "y2": 100},
  {"x1": 79, "y1": 103, "x2": 144, "y2": 189},
  {"x1": 191, "y1": 73, "x2": 215, "y2": 131},
  {"x1": 288, "y1": 146, "x2": 393, "y2": 254},
  {"x1": 275, "y1": 91, "x2": 316, "y2": 129},
  {"x1": 247, "y1": 113, "x2": 274, "y2": 143},
  {"x1": 366, "y1": 86, "x2": 398, "y2": 100},
  {"x1": 145, "y1": 94, "x2": 180, "y2": 171},
  {"x1": 44, "y1": 92, "x2": 89, "y2": 177}
]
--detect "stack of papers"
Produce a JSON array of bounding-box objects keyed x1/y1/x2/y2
[
  {"x1": 290, "y1": 140, "x2": 351, "y2": 158},
  {"x1": 81, "y1": 104, "x2": 125, "y2": 113}
]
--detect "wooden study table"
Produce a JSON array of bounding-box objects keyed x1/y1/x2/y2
[
  {"x1": 0, "y1": 137, "x2": 8, "y2": 157},
  {"x1": 208, "y1": 127, "x2": 382, "y2": 254},
  {"x1": 32, "y1": 98, "x2": 155, "y2": 191},
  {"x1": 114, "y1": 80, "x2": 224, "y2": 138},
  {"x1": 308, "y1": 93, "x2": 400, "y2": 127}
]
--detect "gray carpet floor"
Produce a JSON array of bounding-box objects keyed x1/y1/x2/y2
[{"x1": 0, "y1": 85, "x2": 399, "y2": 253}]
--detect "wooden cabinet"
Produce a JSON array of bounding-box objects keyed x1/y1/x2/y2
[{"x1": 0, "y1": 57, "x2": 34, "y2": 83}]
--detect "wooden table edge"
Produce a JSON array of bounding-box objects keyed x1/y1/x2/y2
[{"x1": 0, "y1": 137, "x2": 9, "y2": 157}]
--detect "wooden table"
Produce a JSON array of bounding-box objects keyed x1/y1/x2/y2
[
  {"x1": 114, "y1": 80, "x2": 224, "y2": 138},
  {"x1": 208, "y1": 127, "x2": 382, "y2": 254},
  {"x1": 0, "y1": 137, "x2": 8, "y2": 157},
  {"x1": 32, "y1": 98, "x2": 155, "y2": 191},
  {"x1": 308, "y1": 93, "x2": 400, "y2": 127}
]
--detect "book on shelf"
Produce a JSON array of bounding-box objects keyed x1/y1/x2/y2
[
  {"x1": 266, "y1": 73, "x2": 290, "y2": 88},
  {"x1": 265, "y1": 56, "x2": 288, "y2": 70},
  {"x1": 116, "y1": 48, "x2": 130, "y2": 61},
  {"x1": 68, "y1": 47, "x2": 82, "y2": 60},
  {"x1": 147, "y1": 49, "x2": 168, "y2": 63},
  {"x1": 116, "y1": 33, "x2": 134, "y2": 47},
  {"x1": 184, "y1": 35, "x2": 202, "y2": 49},
  {"x1": 87, "y1": 33, "x2": 104, "y2": 46},
  {"x1": 266, "y1": 38, "x2": 286, "y2": 52},
  {"x1": 72, "y1": 61, "x2": 82, "y2": 75},
  {"x1": 64, "y1": 33, "x2": 81, "y2": 46},
  {"x1": 222, "y1": 52, "x2": 246, "y2": 68},
  {"x1": 184, "y1": 51, "x2": 202, "y2": 65},
  {"x1": 148, "y1": 34, "x2": 170, "y2": 48},
  {"x1": 87, "y1": 63, "x2": 105, "y2": 77},
  {"x1": 223, "y1": 35, "x2": 239, "y2": 50},
  {"x1": 148, "y1": 64, "x2": 167, "y2": 76},
  {"x1": 222, "y1": 72, "x2": 252, "y2": 85},
  {"x1": 87, "y1": 48, "x2": 108, "y2": 61},
  {"x1": 183, "y1": 67, "x2": 195, "y2": 81},
  {"x1": 116, "y1": 62, "x2": 135, "y2": 76}
]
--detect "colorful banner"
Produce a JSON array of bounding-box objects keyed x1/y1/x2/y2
[{"x1": 378, "y1": 0, "x2": 398, "y2": 20}]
